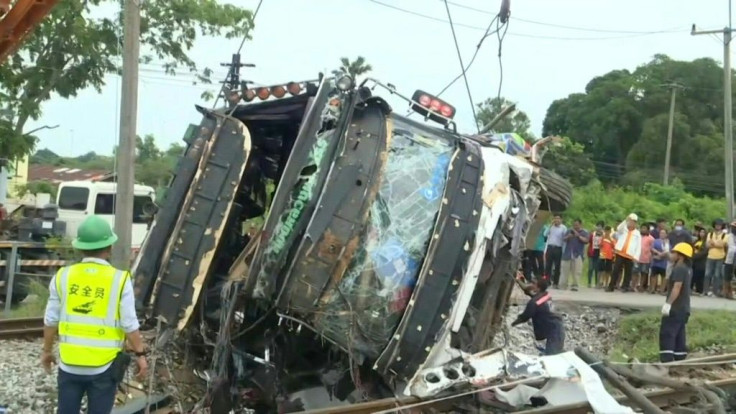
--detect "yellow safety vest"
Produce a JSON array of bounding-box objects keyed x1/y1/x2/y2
[{"x1": 55, "y1": 262, "x2": 128, "y2": 367}]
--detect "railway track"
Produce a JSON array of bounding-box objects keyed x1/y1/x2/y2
[
  {"x1": 303, "y1": 377, "x2": 736, "y2": 413},
  {"x1": 0, "y1": 316, "x2": 44, "y2": 339}
]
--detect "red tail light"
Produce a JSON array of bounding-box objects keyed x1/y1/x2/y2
[
  {"x1": 271, "y1": 85, "x2": 286, "y2": 98},
  {"x1": 410, "y1": 90, "x2": 456, "y2": 125},
  {"x1": 256, "y1": 87, "x2": 270, "y2": 100}
]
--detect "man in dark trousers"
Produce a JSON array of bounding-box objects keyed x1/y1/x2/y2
[
  {"x1": 511, "y1": 276, "x2": 565, "y2": 355},
  {"x1": 660, "y1": 242, "x2": 693, "y2": 363},
  {"x1": 544, "y1": 214, "x2": 567, "y2": 288}
]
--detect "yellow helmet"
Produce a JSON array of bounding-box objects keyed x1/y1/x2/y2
[{"x1": 672, "y1": 242, "x2": 693, "y2": 258}]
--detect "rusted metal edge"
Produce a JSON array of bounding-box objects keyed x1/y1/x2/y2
[
  {"x1": 373, "y1": 139, "x2": 485, "y2": 380},
  {"x1": 279, "y1": 97, "x2": 391, "y2": 312}
]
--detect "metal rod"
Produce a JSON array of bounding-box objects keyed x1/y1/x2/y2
[
  {"x1": 574, "y1": 347, "x2": 666, "y2": 414},
  {"x1": 724, "y1": 27, "x2": 734, "y2": 221},
  {"x1": 3, "y1": 244, "x2": 18, "y2": 315},
  {"x1": 479, "y1": 103, "x2": 516, "y2": 134}
]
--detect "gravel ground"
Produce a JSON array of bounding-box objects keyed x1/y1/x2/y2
[{"x1": 0, "y1": 339, "x2": 57, "y2": 414}]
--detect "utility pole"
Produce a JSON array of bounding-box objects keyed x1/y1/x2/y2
[
  {"x1": 663, "y1": 84, "x2": 680, "y2": 186},
  {"x1": 111, "y1": 0, "x2": 140, "y2": 268},
  {"x1": 692, "y1": 23, "x2": 735, "y2": 222}
]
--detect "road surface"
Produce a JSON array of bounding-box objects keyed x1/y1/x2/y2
[{"x1": 527, "y1": 287, "x2": 736, "y2": 311}]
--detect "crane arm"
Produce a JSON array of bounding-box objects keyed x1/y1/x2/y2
[{"x1": 0, "y1": 0, "x2": 60, "y2": 63}]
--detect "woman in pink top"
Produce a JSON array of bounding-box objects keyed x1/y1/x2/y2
[{"x1": 636, "y1": 224, "x2": 655, "y2": 292}]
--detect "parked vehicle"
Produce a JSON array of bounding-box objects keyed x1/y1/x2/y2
[
  {"x1": 133, "y1": 74, "x2": 573, "y2": 412},
  {"x1": 56, "y1": 181, "x2": 156, "y2": 250}
]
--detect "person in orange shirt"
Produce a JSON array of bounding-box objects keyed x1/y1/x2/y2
[{"x1": 598, "y1": 226, "x2": 615, "y2": 288}]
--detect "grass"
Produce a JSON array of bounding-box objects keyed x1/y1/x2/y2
[
  {"x1": 1, "y1": 278, "x2": 50, "y2": 319},
  {"x1": 609, "y1": 310, "x2": 736, "y2": 362}
]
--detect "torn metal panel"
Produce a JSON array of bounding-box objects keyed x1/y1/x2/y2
[
  {"x1": 279, "y1": 97, "x2": 392, "y2": 313},
  {"x1": 149, "y1": 113, "x2": 252, "y2": 329},
  {"x1": 312, "y1": 115, "x2": 454, "y2": 358},
  {"x1": 245, "y1": 80, "x2": 350, "y2": 300},
  {"x1": 408, "y1": 350, "x2": 636, "y2": 414},
  {"x1": 373, "y1": 138, "x2": 484, "y2": 380},
  {"x1": 132, "y1": 116, "x2": 216, "y2": 310}
]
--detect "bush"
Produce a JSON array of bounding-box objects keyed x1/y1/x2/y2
[
  {"x1": 610, "y1": 310, "x2": 736, "y2": 362},
  {"x1": 565, "y1": 179, "x2": 726, "y2": 228}
]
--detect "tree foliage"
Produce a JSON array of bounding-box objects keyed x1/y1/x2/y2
[
  {"x1": 0, "y1": 0, "x2": 254, "y2": 162},
  {"x1": 332, "y1": 56, "x2": 373, "y2": 79},
  {"x1": 475, "y1": 97, "x2": 534, "y2": 141},
  {"x1": 566, "y1": 180, "x2": 725, "y2": 230},
  {"x1": 542, "y1": 54, "x2": 729, "y2": 195},
  {"x1": 30, "y1": 136, "x2": 184, "y2": 191}
]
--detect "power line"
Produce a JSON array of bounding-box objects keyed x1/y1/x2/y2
[
  {"x1": 443, "y1": 0, "x2": 478, "y2": 131},
  {"x1": 367, "y1": 0, "x2": 687, "y2": 41},
  {"x1": 496, "y1": 16, "x2": 509, "y2": 100},
  {"x1": 444, "y1": 0, "x2": 683, "y2": 35}
]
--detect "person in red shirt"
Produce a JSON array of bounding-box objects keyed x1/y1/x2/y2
[
  {"x1": 636, "y1": 224, "x2": 655, "y2": 292},
  {"x1": 598, "y1": 226, "x2": 615, "y2": 288}
]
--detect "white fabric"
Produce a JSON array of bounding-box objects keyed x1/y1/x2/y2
[{"x1": 613, "y1": 220, "x2": 642, "y2": 260}]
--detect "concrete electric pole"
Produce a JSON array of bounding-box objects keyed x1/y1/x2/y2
[
  {"x1": 692, "y1": 24, "x2": 734, "y2": 222},
  {"x1": 112, "y1": 0, "x2": 141, "y2": 268},
  {"x1": 663, "y1": 84, "x2": 680, "y2": 186}
]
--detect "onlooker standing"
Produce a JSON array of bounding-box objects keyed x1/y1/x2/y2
[
  {"x1": 669, "y1": 219, "x2": 694, "y2": 246},
  {"x1": 691, "y1": 228, "x2": 708, "y2": 295},
  {"x1": 659, "y1": 243, "x2": 693, "y2": 363},
  {"x1": 607, "y1": 214, "x2": 642, "y2": 292},
  {"x1": 724, "y1": 221, "x2": 736, "y2": 299},
  {"x1": 561, "y1": 219, "x2": 589, "y2": 291},
  {"x1": 598, "y1": 226, "x2": 615, "y2": 288},
  {"x1": 526, "y1": 223, "x2": 548, "y2": 280},
  {"x1": 544, "y1": 214, "x2": 567, "y2": 288},
  {"x1": 635, "y1": 224, "x2": 654, "y2": 292},
  {"x1": 653, "y1": 219, "x2": 668, "y2": 239},
  {"x1": 587, "y1": 221, "x2": 603, "y2": 288},
  {"x1": 704, "y1": 219, "x2": 727, "y2": 297},
  {"x1": 650, "y1": 229, "x2": 670, "y2": 294}
]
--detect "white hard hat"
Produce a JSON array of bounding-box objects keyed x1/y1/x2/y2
[{"x1": 628, "y1": 213, "x2": 638, "y2": 221}]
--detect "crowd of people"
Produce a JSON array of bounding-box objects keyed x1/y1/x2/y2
[{"x1": 522, "y1": 214, "x2": 736, "y2": 299}]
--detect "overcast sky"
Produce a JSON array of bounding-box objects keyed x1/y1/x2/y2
[{"x1": 26, "y1": 0, "x2": 734, "y2": 158}]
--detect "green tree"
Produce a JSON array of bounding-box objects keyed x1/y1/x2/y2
[
  {"x1": 332, "y1": 56, "x2": 373, "y2": 79},
  {"x1": 475, "y1": 97, "x2": 534, "y2": 141},
  {"x1": 0, "y1": 0, "x2": 254, "y2": 163},
  {"x1": 542, "y1": 54, "x2": 728, "y2": 191},
  {"x1": 541, "y1": 137, "x2": 596, "y2": 187},
  {"x1": 136, "y1": 134, "x2": 162, "y2": 163}
]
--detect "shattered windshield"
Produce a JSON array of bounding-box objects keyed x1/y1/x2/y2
[{"x1": 315, "y1": 115, "x2": 455, "y2": 358}]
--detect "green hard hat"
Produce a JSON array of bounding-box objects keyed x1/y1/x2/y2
[{"x1": 72, "y1": 215, "x2": 119, "y2": 250}]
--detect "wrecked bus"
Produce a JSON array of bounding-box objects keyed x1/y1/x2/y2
[{"x1": 131, "y1": 75, "x2": 573, "y2": 411}]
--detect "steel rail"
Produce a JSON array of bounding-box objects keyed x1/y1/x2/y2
[
  {"x1": 0, "y1": 316, "x2": 44, "y2": 339},
  {"x1": 302, "y1": 377, "x2": 736, "y2": 414}
]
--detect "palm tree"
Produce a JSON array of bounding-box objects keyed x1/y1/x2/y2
[{"x1": 332, "y1": 56, "x2": 373, "y2": 80}]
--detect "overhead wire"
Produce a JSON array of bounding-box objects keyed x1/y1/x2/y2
[
  {"x1": 495, "y1": 14, "x2": 509, "y2": 100},
  {"x1": 444, "y1": 0, "x2": 683, "y2": 35},
  {"x1": 367, "y1": 0, "x2": 687, "y2": 41},
  {"x1": 443, "y1": 0, "x2": 479, "y2": 131}
]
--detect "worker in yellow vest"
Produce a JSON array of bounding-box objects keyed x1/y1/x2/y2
[{"x1": 41, "y1": 215, "x2": 148, "y2": 414}]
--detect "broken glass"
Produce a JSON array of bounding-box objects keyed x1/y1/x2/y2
[{"x1": 315, "y1": 116, "x2": 455, "y2": 358}]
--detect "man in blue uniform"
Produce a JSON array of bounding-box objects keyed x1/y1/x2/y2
[
  {"x1": 511, "y1": 277, "x2": 565, "y2": 355},
  {"x1": 660, "y1": 242, "x2": 693, "y2": 362}
]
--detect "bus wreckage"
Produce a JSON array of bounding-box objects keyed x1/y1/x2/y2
[{"x1": 131, "y1": 75, "x2": 633, "y2": 412}]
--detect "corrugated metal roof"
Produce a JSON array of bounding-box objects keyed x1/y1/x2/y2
[{"x1": 29, "y1": 164, "x2": 111, "y2": 183}]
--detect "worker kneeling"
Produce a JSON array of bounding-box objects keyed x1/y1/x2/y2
[
  {"x1": 41, "y1": 215, "x2": 148, "y2": 414},
  {"x1": 511, "y1": 278, "x2": 566, "y2": 355},
  {"x1": 659, "y1": 242, "x2": 694, "y2": 363}
]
